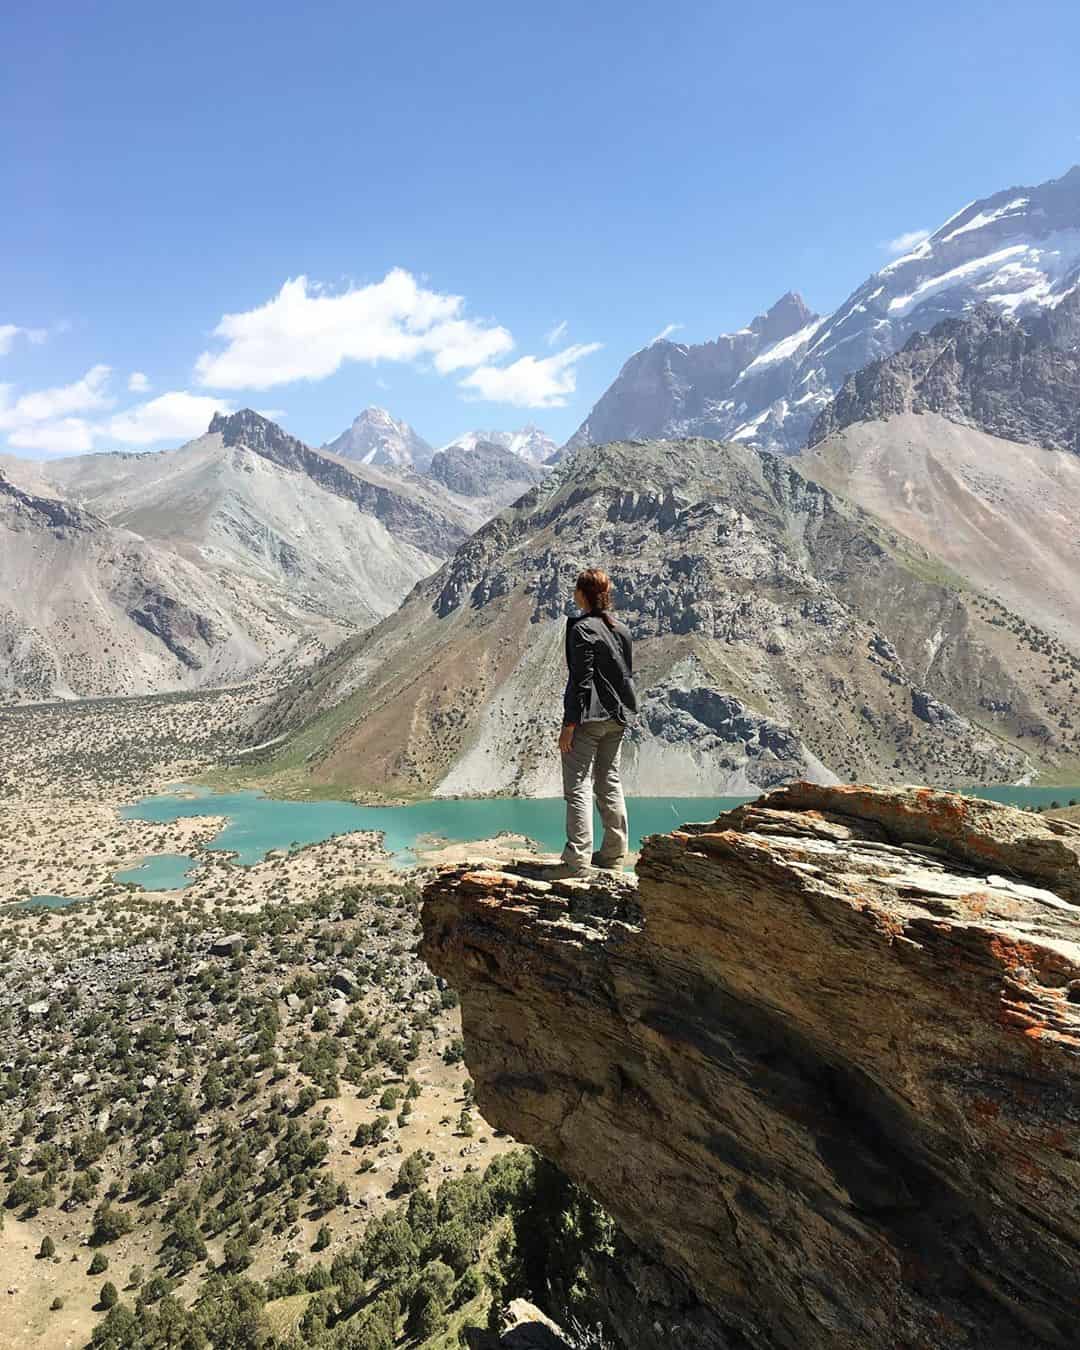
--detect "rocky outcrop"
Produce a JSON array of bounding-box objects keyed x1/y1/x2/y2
[
  {"x1": 421, "y1": 785, "x2": 1080, "y2": 1349},
  {"x1": 808, "y1": 305, "x2": 1080, "y2": 452},
  {"x1": 625, "y1": 682, "x2": 837, "y2": 793}
]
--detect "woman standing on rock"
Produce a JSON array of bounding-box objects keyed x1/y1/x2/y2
[{"x1": 543, "y1": 568, "x2": 637, "y2": 880}]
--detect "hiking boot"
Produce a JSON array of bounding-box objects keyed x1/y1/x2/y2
[
  {"x1": 591, "y1": 852, "x2": 627, "y2": 871},
  {"x1": 539, "y1": 862, "x2": 591, "y2": 881}
]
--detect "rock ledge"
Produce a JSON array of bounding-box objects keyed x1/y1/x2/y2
[{"x1": 421, "y1": 784, "x2": 1080, "y2": 1349}]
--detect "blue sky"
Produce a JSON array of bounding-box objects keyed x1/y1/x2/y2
[{"x1": 3, "y1": 0, "x2": 1079, "y2": 457}]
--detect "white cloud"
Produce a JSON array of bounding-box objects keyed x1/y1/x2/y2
[
  {"x1": 649, "y1": 322, "x2": 683, "y2": 344},
  {"x1": 195, "y1": 269, "x2": 514, "y2": 390},
  {"x1": 127, "y1": 371, "x2": 151, "y2": 393},
  {"x1": 882, "y1": 228, "x2": 931, "y2": 256},
  {"x1": 459, "y1": 343, "x2": 602, "y2": 408},
  {"x1": 0, "y1": 364, "x2": 113, "y2": 430},
  {"x1": 545, "y1": 319, "x2": 568, "y2": 347},
  {"x1": 7, "y1": 419, "x2": 96, "y2": 455},
  {"x1": 0, "y1": 366, "x2": 228, "y2": 457},
  {"x1": 0, "y1": 323, "x2": 50, "y2": 356},
  {"x1": 102, "y1": 391, "x2": 231, "y2": 445}
]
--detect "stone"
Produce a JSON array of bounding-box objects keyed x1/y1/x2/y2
[
  {"x1": 330, "y1": 970, "x2": 358, "y2": 996},
  {"x1": 209, "y1": 933, "x2": 244, "y2": 957},
  {"x1": 421, "y1": 784, "x2": 1080, "y2": 1350}
]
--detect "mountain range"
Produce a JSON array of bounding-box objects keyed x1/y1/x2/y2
[
  {"x1": 4, "y1": 164, "x2": 1080, "y2": 800},
  {"x1": 0, "y1": 408, "x2": 557, "y2": 702},
  {"x1": 0, "y1": 411, "x2": 475, "y2": 701},
  {"x1": 322, "y1": 407, "x2": 556, "y2": 469},
  {"x1": 248, "y1": 419, "x2": 1080, "y2": 797},
  {"x1": 246, "y1": 216, "x2": 1080, "y2": 796},
  {"x1": 565, "y1": 164, "x2": 1080, "y2": 456}
]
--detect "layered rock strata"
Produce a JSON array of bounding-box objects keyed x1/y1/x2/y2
[{"x1": 421, "y1": 785, "x2": 1080, "y2": 1349}]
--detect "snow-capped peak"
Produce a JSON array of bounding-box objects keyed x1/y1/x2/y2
[
  {"x1": 322, "y1": 407, "x2": 434, "y2": 469},
  {"x1": 440, "y1": 425, "x2": 556, "y2": 464}
]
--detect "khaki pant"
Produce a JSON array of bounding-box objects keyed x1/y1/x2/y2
[{"x1": 561, "y1": 718, "x2": 628, "y2": 867}]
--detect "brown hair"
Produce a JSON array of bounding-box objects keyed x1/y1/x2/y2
[{"x1": 576, "y1": 567, "x2": 615, "y2": 628}]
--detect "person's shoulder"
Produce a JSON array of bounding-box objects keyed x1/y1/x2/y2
[{"x1": 612, "y1": 615, "x2": 632, "y2": 638}]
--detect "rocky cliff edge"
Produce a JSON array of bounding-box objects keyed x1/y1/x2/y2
[{"x1": 420, "y1": 785, "x2": 1080, "y2": 1349}]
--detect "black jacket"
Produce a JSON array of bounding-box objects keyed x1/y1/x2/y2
[{"x1": 562, "y1": 612, "x2": 637, "y2": 726}]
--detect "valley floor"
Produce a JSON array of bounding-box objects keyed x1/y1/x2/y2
[{"x1": 0, "y1": 688, "x2": 529, "y2": 1349}]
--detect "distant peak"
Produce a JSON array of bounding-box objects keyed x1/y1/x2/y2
[{"x1": 749, "y1": 291, "x2": 818, "y2": 346}]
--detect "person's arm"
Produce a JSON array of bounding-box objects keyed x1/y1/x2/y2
[
  {"x1": 565, "y1": 624, "x2": 595, "y2": 724},
  {"x1": 560, "y1": 624, "x2": 594, "y2": 751}
]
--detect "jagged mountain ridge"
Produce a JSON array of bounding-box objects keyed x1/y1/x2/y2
[
  {"x1": 566, "y1": 165, "x2": 1080, "y2": 455},
  {"x1": 563, "y1": 291, "x2": 819, "y2": 456},
  {"x1": 0, "y1": 411, "x2": 474, "y2": 702},
  {"x1": 247, "y1": 436, "x2": 1080, "y2": 797},
  {"x1": 322, "y1": 408, "x2": 557, "y2": 471}
]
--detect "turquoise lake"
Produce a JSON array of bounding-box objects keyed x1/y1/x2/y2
[
  {"x1": 114, "y1": 853, "x2": 202, "y2": 890},
  {"x1": 17, "y1": 894, "x2": 89, "y2": 910},
  {"x1": 121, "y1": 789, "x2": 753, "y2": 870},
  {"x1": 118, "y1": 783, "x2": 1080, "y2": 875}
]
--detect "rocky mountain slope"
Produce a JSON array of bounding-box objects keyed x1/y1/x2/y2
[
  {"x1": 0, "y1": 411, "x2": 471, "y2": 702},
  {"x1": 421, "y1": 784, "x2": 1080, "y2": 1349},
  {"x1": 247, "y1": 436, "x2": 1080, "y2": 798},
  {"x1": 800, "y1": 413, "x2": 1080, "y2": 656},
  {"x1": 808, "y1": 301, "x2": 1080, "y2": 451},
  {"x1": 322, "y1": 406, "x2": 435, "y2": 468},
  {"x1": 426, "y1": 439, "x2": 544, "y2": 503},
  {"x1": 0, "y1": 470, "x2": 284, "y2": 701},
  {"x1": 797, "y1": 304, "x2": 1080, "y2": 651},
  {"x1": 566, "y1": 165, "x2": 1080, "y2": 455}
]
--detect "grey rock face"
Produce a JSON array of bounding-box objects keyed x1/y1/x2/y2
[
  {"x1": 566, "y1": 165, "x2": 1080, "y2": 455},
  {"x1": 426, "y1": 441, "x2": 544, "y2": 499},
  {"x1": 212, "y1": 409, "x2": 467, "y2": 556},
  {"x1": 630, "y1": 683, "x2": 828, "y2": 790},
  {"x1": 809, "y1": 304, "x2": 1080, "y2": 452}
]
